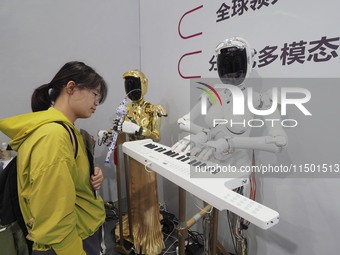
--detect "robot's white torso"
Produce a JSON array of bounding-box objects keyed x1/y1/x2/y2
[{"x1": 204, "y1": 84, "x2": 261, "y2": 139}]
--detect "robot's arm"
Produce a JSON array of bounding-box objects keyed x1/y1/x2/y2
[
  {"x1": 228, "y1": 134, "x2": 287, "y2": 153},
  {"x1": 251, "y1": 89, "x2": 287, "y2": 152},
  {"x1": 172, "y1": 96, "x2": 214, "y2": 153},
  {"x1": 198, "y1": 115, "x2": 287, "y2": 161},
  {"x1": 196, "y1": 91, "x2": 287, "y2": 160},
  {"x1": 177, "y1": 99, "x2": 210, "y2": 134},
  {"x1": 141, "y1": 104, "x2": 167, "y2": 142},
  {"x1": 116, "y1": 103, "x2": 167, "y2": 142},
  {"x1": 206, "y1": 91, "x2": 287, "y2": 155}
]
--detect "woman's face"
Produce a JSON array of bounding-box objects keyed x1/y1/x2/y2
[{"x1": 71, "y1": 85, "x2": 101, "y2": 119}]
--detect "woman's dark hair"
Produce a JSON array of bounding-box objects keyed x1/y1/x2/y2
[{"x1": 31, "y1": 61, "x2": 108, "y2": 112}]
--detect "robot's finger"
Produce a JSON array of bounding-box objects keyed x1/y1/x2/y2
[
  {"x1": 171, "y1": 142, "x2": 181, "y2": 153},
  {"x1": 174, "y1": 139, "x2": 188, "y2": 153},
  {"x1": 182, "y1": 143, "x2": 191, "y2": 154},
  {"x1": 171, "y1": 143, "x2": 178, "y2": 151},
  {"x1": 190, "y1": 147, "x2": 202, "y2": 157},
  {"x1": 201, "y1": 148, "x2": 214, "y2": 161}
]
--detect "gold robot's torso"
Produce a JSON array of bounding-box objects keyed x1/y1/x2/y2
[{"x1": 125, "y1": 100, "x2": 164, "y2": 142}]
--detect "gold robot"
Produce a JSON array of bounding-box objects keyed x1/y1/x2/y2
[
  {"x1": 122, "y1": 69, "x2": 167, "y2": 141},
  {"x1": 113, "y1": 70, "x2": 167, "y2": 255}
]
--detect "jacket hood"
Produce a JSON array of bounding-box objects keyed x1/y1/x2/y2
[{"x1": 0, "y1": 107, "x2": 73, "y2": 151}]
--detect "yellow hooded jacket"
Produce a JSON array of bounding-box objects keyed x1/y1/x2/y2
[{"x1": 0, "y1": 107, "x2": 105, "y2": 254}]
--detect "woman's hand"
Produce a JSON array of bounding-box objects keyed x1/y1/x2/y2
[{"x1": 90, "y1": 167, "x2": 104, "y2": 190}]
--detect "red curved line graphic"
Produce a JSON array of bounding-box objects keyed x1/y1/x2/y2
[
  {"x1": 178, "y1": 5, "x2": 203, "y2": 39},
  {"x1": 197, "y1": 82, "x2": 223, "y2": 105},
  {"x1": 178, "y1": 51, "x2": 202, "y2": 79}
]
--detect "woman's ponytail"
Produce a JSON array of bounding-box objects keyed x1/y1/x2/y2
[{"x1": 31, "y1": 83, "x2": 52, "y2": 112}]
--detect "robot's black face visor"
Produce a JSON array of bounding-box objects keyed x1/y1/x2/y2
[
  {"x1": 125, "y1": 76, "x2": 142, "y2": 101},
  {"x1": 217, "y1": 47, "x2": 247, "y2": 86}
]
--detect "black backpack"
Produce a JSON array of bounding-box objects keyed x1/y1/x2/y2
[{"x1": 0, "y1": 121, "x2": 78, "y2": 255}]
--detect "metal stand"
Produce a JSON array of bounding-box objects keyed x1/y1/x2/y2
[{"x1": 177, "y1": 187, "x2": 231, "y2": 255}]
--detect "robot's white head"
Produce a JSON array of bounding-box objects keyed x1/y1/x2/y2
[{"x1": 215, "y1": 37, "x2": 256, "y2": 85}]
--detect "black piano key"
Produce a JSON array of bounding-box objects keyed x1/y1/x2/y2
[
  {"x1": 199, "y1": 163, "x2": 207, "y2": 168},
  {"x1": 176, "y1": 155, "x2": 185, "y2": 160},
  {"x1": 144, "y1": 143, "x2": 155, "y2": 149},
  {"x1": 181, "y1": 157, "x2": 190, "y2": 162},
  {"x1": 188, "y1": 160, "x2": 197, "y2": 165},
  {"x1": 167, "y1": 151, "x2": 177, "y2": 157},
  {"x1": 170, "y1": 153, "x2": 179, "y2": 157},
  {"x1": 159, "y1": 148, "x2": 167, "y2": 152},
  {"x1": 154, "y1": 147, "x2": 164, "y2": 152},
  {"x1": 164, "y1": 150, "x2": 174, "y2": 155},
  {"x1": 193, "y1": 161, "x2": 202, "y2": 166}
]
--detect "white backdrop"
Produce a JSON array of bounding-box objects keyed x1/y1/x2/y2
[{"x1": 139, "y1": 0, "x2": 340, "y2": 254}]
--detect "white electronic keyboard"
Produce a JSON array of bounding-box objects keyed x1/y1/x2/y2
[{"x1": 122, "y1": 139, "x2": 279, "y2": 230}]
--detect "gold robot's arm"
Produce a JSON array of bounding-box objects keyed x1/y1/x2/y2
[{"x1": 143, "y1": 104, "x2": 167, "y2": 142}]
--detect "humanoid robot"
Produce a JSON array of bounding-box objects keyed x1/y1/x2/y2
[
  {"x1": 171, "y1": 37, "x2": 287, "y2": 254},
  {"x1": 98, "y1": 70, "x2": 167, "y2": 255},
  {"x1": 172, "y1": 37, "x2": 287, "y2": 165}
]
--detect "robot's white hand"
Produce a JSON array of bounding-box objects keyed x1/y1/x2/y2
[
  {"x1": 172, "y1": 132, "x2": 209, "y2": 154},
  {"x1": 204, "y1": 138, "x2": 230, "y2": 154},
  {"x1": 98, "y1": 130, "x2": 112, "y2": 146},
  {"x1": 98, "y1": 130, "x2": 108, "y2": 140},
  {"x1": 177, "y1": 116, "x2": 191, "y2": 133},
  {"x1": 274, "y1": 135, "x2": 287, "y2": 147},
  {"x1": 264, "y1": 135, "x2": 287, "y2": 150},
  {"x1": 121, "y1": 121, "x2": 143, "y2": 135},
  {"x1": 195, "y1": 138, "x2": 231, "y2": 161},
  {"x1": 171, "y1": 135, "x2": 191, "y2": 154}
]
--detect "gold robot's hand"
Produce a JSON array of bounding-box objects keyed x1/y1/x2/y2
[{"x1": 154, "y1": 105, "x2": 168, "y2": 117}]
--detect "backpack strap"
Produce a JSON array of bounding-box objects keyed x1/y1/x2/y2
[{"x1": 54, "y1": 121, "x2": 78, "y2": 159}]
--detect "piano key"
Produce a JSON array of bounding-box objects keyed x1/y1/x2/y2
[
  {"x1": 167, "y1": 151, "x2": 177, "y2": 157},
  {"x1": 170, "y1": 153, "x2": 179, "y2": 158},
  {"x1": 163, "y1": 150, "x2": 174, "y2": 155},
  {"x1": 144, "y1": 143, "x2": 155, "y2": 149},
  {"x1": 188, "y1": 160, "x2": 197, "y2": 165},
  {"x1": 181, "y1": 157, "x2": 190, "y2": 162},
  {"x1": 193, "y1": 161, "x2": 202, "y2": 167},
  {"x1": 176, "y1": 155, "x2": 185, "y2": 160}
]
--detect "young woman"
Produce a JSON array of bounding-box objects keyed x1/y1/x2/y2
[{"x1": 0, "y1": 61, "x2": 108, "y2": 255}]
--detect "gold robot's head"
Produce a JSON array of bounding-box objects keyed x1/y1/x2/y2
[{"x1": 122, "y1": 69, "x2": 148, "y2": 101}]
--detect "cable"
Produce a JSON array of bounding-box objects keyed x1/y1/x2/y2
[
  {"x1": 161, "y1": 238, "x2": 178, "y2": 254},
  {"x1": 162, "y1": 220, "x2": 176, "y2": 243}
]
